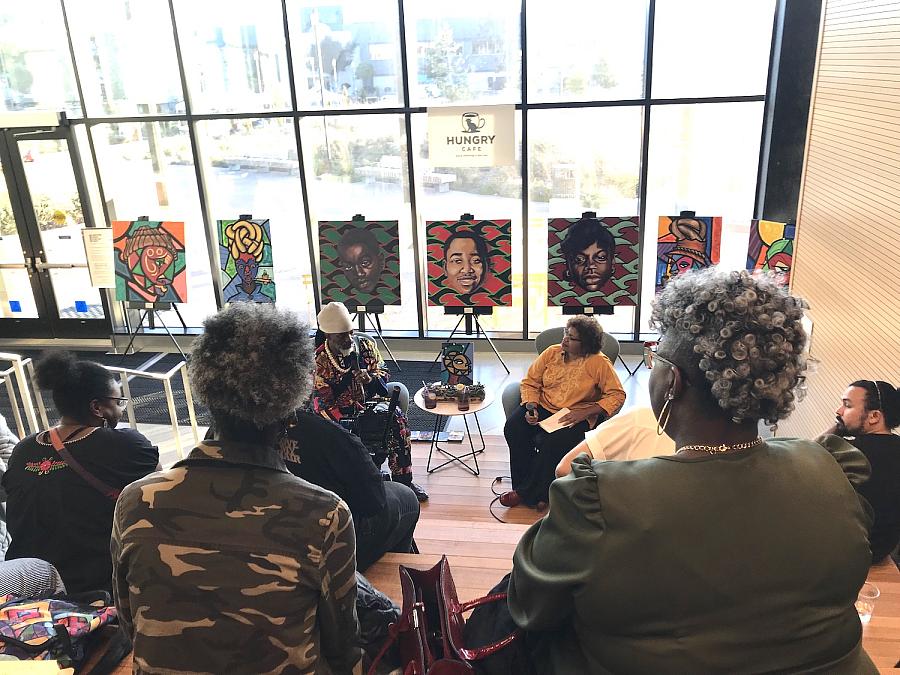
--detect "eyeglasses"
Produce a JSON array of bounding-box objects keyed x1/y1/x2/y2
[
  {"x1": 562, "y1": 333, "x2": 581, "y2": 342},
  {"x1": 99, "y1": 396, "x2": 129, "y2": 409}
]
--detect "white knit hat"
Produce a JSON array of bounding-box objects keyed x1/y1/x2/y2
[{"x1": 317, "y1": 302, "x2": 353, "y2": 333}]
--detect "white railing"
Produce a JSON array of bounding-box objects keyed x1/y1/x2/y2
[{"x1": 0, "y1": 353, "x2": 39, "y2": 436}]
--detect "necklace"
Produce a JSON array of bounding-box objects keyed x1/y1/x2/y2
[
  {"x1": 324, "y1": 343, "x2": 350, "y2": 374},
  {"x1": 676, "y1": 437, "x2": 764, "y2": 455}
]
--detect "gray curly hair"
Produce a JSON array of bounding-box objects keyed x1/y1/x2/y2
[
  {"x1": 189, "y1": 304, "x2": 313, "y2": 428},
  {"x1": 650, "y1": 267, "x2": 807, "y2": 425}
]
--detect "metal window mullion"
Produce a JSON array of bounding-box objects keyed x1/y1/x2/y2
[
  {"x1": 398, "y1": 0, "x2": 425, "y2": 338},
  {"x1": 520, "y1": 0, "x2": 528, "y2": 340},
  {"x1": 754, "y1": 0, "x2": 786, "y2": 219}
]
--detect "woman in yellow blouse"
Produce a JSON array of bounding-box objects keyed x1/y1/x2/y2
[{"x1": 501, "y1": 316, "x2": 625, "y2": 509}]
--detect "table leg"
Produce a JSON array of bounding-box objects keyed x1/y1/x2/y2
[{"x1": 426, "y1": 413, "x2": 481, "y2": 476}]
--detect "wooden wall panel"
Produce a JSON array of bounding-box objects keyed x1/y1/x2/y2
[{"x1": 780, "y1": 0, "x2": 900, "y2": 437}]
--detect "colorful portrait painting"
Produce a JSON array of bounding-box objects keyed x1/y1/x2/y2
[
  {"x1": 547, "y1": 216, "x2": 640, "y2": 306},
  {"x1": 747, "y1": 219, "x2": 795, "y2": 284},
  {"x1": 426, "y1": 219, "x2": 512, "y2": 307},
  {"x1": 440, "y1": 342, "x2": 474, "y2": 386},
  {"x1": 112, "y1": 220, "x2": 187, "y2": 303},
  {"x1": 218, "y1": 218, "x2": 275, "y2": 303},
  {"x1": 319, "y1": 220, "x2": 401, "y2": 306},
  {"x1": 655, "y1": 214, "x2": 722, "y2": 293}
]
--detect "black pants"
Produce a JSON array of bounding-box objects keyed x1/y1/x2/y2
[
  {"x1": 503, "y1": 405, "x2": 589, "y2": 506},
  {"x1": 355, "y1": 481, "x2": 420, "y2": 572}
]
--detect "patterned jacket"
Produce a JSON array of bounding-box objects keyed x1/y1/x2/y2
[
  {"x1": 313, "y1": 334, "x2": 388, "y2": 421},
  {"x1": 111, "y1": 440, "x2": 362, "y2": 675}
]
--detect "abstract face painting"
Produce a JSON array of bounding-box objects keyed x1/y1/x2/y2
[
  {"x1": 440, "y1": 342, "x2": 474, "y2": 386},
  {"x1": 113, "y1": 220, "x2": 187, "y2": 303},
  {"x1": 747, "y1": 219, "x2": 795, "y2": 285},
  {"x1": 427, "y1": 219, "x2": 512, "y2": 307},
  {"x1": 655, "y1": 214, "x2": 722, "y2": 292},
  {"x1": 319, "y1": 220, "x2": 400, "y2": 306},
  {"x1": 218, "y1": 218, "x2": 275, "y2": 303},
  {"x1": 547, "y1": 216, "x2": 640, "y2": 306}
]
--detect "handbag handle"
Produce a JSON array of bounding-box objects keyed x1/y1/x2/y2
[{"x1": 448, "y1": 593, "x2": 521, "y2": 661}]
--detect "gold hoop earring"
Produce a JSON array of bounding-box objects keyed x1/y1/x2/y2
[{"x1": 657, "y1": 394, "x2": 674, "y2": 436}]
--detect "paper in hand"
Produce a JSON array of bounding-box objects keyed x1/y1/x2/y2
[{"x1": 539, "y1": 407, "x2": 573, "y2": 433}]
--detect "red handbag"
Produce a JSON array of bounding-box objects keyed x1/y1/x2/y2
[{"x1": 367, "y1": 555, "x2": 520, "y2": 675}]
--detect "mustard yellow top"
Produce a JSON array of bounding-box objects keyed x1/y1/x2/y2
[{"x1": 519, "y1": 345, "x2": 625, "y2": 428}]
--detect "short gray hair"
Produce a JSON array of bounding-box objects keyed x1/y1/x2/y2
[
  {"x1": 650, "y1": 267, "x2": 807, "y2": 425},
  {"x1": 189, "y1": 304, "x2": 313, "y2": 428}
]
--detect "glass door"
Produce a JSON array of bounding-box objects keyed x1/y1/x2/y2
[{"x1": 0, "y1": 126, "x2": 110, "y2": 338}]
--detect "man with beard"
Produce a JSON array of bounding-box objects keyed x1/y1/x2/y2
[
  {"x1": 338, "y1": 229, "x2": 386, "y2": 295},
  {"x1": 312, "y1": 302, "x2": 428, "y2": 502},
  {"x1": 827, "y1": 379, "x2": 900, "y2": 563},
  {"x1": 560, "y1": 217, "x2": 617, "y2": 294}
]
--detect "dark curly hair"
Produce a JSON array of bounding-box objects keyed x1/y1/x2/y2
[
  {"x1": 35, "y1": 352, "x2": 116, "y2": 421},
  {"x1": 566, "y1": 315, "x2": 604, "y2": 356},
  {"x1": 189, "y1": 304, "x2": 313, "y2": 429},
  {"x1": 560, "y1": 217, "x2": 616, "y2": 260},
  {"x1": 650, "y1": 268, "x2": 807, "y2": 425},
  {"x1": 850, "y1": 379, "x2": 900, "y2": 430}
]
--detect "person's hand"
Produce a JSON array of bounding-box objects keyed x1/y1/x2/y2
[
  {"x1": 560, "y1": 408, "x2": 593, "y2": 426},
  {"x1": 525, "y1": 404, "x2": 539, "y2": 425},
  {"x1": 354, "y1": 369, "x2": 372, "y2": 385}
]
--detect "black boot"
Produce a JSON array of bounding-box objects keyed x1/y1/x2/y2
[{"x1": 395, "y1": 473, "x2": 429, "y2": 502}]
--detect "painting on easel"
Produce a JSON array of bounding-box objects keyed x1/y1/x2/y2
[
  {"x1": 747, "y1": 219, "x2": 794, "y2": 285},
  {"x1": 318, "y1": 219, "x2": 401, "y2": 306},
  {"x1": 112, "y1": 220, "x2": 187, "y2": 303},
  {"x1": 655, "y1": 213, "x2": 721, "y2": 293},
  {"x1": 218, "y1": 218, "x2": 275, "y2": 303}
]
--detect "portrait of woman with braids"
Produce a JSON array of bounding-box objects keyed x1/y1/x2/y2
[{"x1": 507, "y1": 268, "x2": 876, "y2": 674}]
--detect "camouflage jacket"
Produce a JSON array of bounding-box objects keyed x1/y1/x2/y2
[{"x1": 111, "y1": 440, "x2": 362, "y2": 675}]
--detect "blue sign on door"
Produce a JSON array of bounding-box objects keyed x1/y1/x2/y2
[
  {"x1": 75, "y1": 300, "x2": 88, "y2": 313},
  {"x1": 9, "y1": 300, "x2": 21, "y2": 313}
]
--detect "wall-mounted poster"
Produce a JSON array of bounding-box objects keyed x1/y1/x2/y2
[
  {"x1": 112, "y1": 220, "x2": 187, "y2": 303},
  {"x1": 547, "y1": 216, "x2": 640, "y2": 306},
  {"x1": 655, "y1": 213, "x2": 722, "y2": 293},
  {"x1": 217, "y1": 218, "x2": 275, "y2": 303},
  {"x1": 426, "y1": 219, "x2": 512, "y2": 307},
  {"x1": 440, "y1": 342, "x2": 474, "y2": 386},
  {"x1": 319, "y1": 220, "x2": 401, "y2": 306},
  {"x1": 747, "y1": 219, "x2": 795, "y2": 284}
]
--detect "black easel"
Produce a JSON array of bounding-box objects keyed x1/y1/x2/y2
[
  {"x1": 344, "y1": 214, "x2": 401, "y2": 370},
  {"x1": 431, "y1": 213, "x2": 509, "y2": 374},
  {"x1": 116, "y1": 216, "x2": 188, "y2": 362}
]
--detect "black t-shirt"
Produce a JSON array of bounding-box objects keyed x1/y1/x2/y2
[
  {"x1": 279, "y1": 412, "x2": 386, "y2": 519},
  {"x1": 2, "y1": 427, "x2": 159, "y2": 593},
  {"x1": 850, "y1": 433, "x2": 900, "y2": 561}
]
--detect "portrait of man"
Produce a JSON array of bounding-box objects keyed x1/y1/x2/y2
[
  {"x1": 318, "y1": 220, "x2": 401, "y2": 306},
  {"x1": 547, "y1": 216, "x2": 640, "y2": 307},
  {"x1": 426, "y1": 219, "x2": 512, "y2": 307},
  {"x1": 655, "y1": 213, "x2": 721, "y2": 293},
  {"x1": 337, "y1": 229, "x2": 386, "y2": 294}
]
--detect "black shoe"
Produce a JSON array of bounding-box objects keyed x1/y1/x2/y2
[{"x1": 409, "y1": 482, "x2": 429, "y2": 502}]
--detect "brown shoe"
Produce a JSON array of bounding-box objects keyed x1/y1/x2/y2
[
  {"x1": 499, "y1": 490, "x2": 522, "y2": 508},
  {"x1": 536, "y1": 501, "x2": 548, "y2": 512}
]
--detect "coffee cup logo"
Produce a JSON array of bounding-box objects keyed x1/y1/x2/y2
[{"x1": 461, "y1": 112, "x2": 486, "y2": 133}]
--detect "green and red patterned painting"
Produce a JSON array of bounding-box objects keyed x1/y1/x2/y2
[
  {"x1": 547, "y1": 216, "x2": 640, "y2": 306},
  {"x1": 318, "y1": 220, "x2": 401, "y2": 306},
  {"x1": 112, "y1": 220, "x2": 187, "y2": 303},
  {"x1": 218, "y1": 218, "x2": 275, "y2": 303},
  {"x1": 426, "y1": 219, "x2": 512, "y2": 307}
]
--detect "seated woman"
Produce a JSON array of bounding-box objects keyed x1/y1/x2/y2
[
  {"x1": 112, "y1": 304, "x2": 361, "y2": 674},
  {"x1": 501, "y1": 315, "x2": 625, "y2": 509},
  {"x1": 2, "y1": 352, "x2": 158, "y2": 594},
  {"x1": 508, "y1": 268, "x2": 876, "y2": 673},
  {"x1": 313, "y1": 301, "x2": 428, "y2": 502}
]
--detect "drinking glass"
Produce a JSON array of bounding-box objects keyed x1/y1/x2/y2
[{"x1": 855, "y1": 582, "x2": 880, "y2": 624}]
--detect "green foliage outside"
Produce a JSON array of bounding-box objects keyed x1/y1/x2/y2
[{"x1": 0, "y1": 194, "x2": 82, "y2": 236}]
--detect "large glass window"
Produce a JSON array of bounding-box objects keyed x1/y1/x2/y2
[
  {"x1": 196, "y1": 117, "x2": 315, "y2": 320},
  {"x1": 526, "y1": 0, "x2": 647, "y2": 103},
  {"x1": 642, "y1": 102, "x2": 766, "y2": 332},
  {"x1": 66, "y1": 0, "x2": 184, "y2": 117},
  {"x1": 0, "y1": 2, "x2": 81, "y2": 117},
  {"x1": 405, "y1": 0, "x2": 521, "y2": 106},
  {"x1": 286, "y1": 0, "x2": 403, "y2": 109},
  {"x1": 652, "y1": 0, "x2": 776, "y2": 99},
  {"x1": 299, "y1": 113, "x2": 419, "y2": 332},
  {"x1": 174, "y1": 0, "x2": 292, "y2": 114},
  {"x1": 91, "y1": 121, "x2": 217, "y2": 326},
  {"x1": 528, "y1": 107, "x2": 643, "y2": 335}
]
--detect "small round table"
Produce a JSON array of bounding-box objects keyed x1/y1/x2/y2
[{"x1": 413, "y1": 387, "x2": 495, "y2": 476}]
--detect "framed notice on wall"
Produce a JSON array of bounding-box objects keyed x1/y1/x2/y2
[{"x1": 427, "y1": 105, "x2": 515, "y2": 167}]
